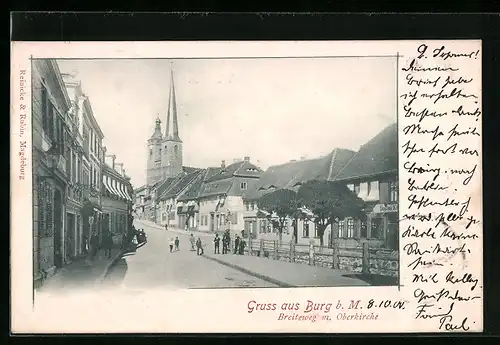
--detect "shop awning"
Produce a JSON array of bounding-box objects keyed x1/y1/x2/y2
[
  {"x1": 104, "y1": 176, "x2": 122, "y2": 199},
  {"x1": 103, "y1": 176, "x2": 115, "y2": 196},
  {"x1": 117, "y1": 184, "x2": 128, "y2": 200}
]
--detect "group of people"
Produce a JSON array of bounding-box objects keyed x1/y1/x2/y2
[{"x1": 213, "y1": 230, "x2": 246, "y2": 255}]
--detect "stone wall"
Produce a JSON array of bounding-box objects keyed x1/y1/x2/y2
[
  {"x1": 338, "y1": 254, "x2": 363, "y2": 273},
  {"x1": 245, "y1": 239, "x2": 399, "y2": 278},
  {"x1": 314, "y1": 253, "x2": 334, "y2": 269}
]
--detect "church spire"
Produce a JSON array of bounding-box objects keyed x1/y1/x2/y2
[
  {"x1": 149, "y1": 116, "x2": 163, "y2": 140},
  {"x1": 165, "y1": 65, "x2": 181, "y2": 142}
]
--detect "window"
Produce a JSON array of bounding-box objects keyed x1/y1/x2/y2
[
  {"x1": 240, "y1": 182, "x2": 247, "y2": 190},
  {"x1": 65, "y1": 147, "x2": 71, "y2": 180},
  {"x1": 173, "y1": 145, "x2": 178, "y2": 155},
  {"x1": 251, "y1": 202, "x2": 255, "y2": 211},
  {"x1": 260, "y1": 219, "x2": 267, "y2": 234},
  {"x1": 303, "y1": 222, "x2": 310, "y2": 237},
  {"x1": 346, "y1": 218, "x2": 354, "y2": 238},
  {"x1": 71, "y1": 152, "x2": 77, "y2": 183},
  {"x1": 360, "y1": 220, "x2": 367, "y2": 238},
  {"x1": 245, "y1": 202, "x2": 249, "y2": 211},
  {"x1": 371, "y1": 218, "x2": 383, "y2": 239},
  {"x1": 389, "y1": 181, "x2": 399, "y2": 202},
  {"x1": 338, "y1": 220, "x2": 345, "y2": 237}
]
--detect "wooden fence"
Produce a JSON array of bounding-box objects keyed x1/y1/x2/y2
[{"x1": 245, "y1": 238, "x2": 399, "y2": 277}]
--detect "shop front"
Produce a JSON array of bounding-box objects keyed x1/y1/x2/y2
[
  {"x1": 368, "y1": 203, "x2": 399, "y2": 250},
  {"x1": 81, "y1": 199, "x2": 102, "y2": 254}
]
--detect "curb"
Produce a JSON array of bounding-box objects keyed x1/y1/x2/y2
[
  {"x1": 99, "y1": 249, "x2": 126, "y2": 283},
  {"x1": 202, "y1": 254, "x2": 296, "y2": 288}
]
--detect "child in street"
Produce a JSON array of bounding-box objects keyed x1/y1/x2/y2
[
  {"x1": 175, "y1": 237, "x2": 180, "y2": 251},
  {"x1": 190, "y1": 234, "x2": 196, "y2": 251},
  {"x1": 169, "y1": 238, "x2": 174, "y2": 253}
]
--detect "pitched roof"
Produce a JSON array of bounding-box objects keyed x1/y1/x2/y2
[
  {"x1": 155, "y1": 177, "x2": 179, "y2": 199},
  {"x1": 198, "y1": 178, "x2": 234, "y2": 198},
  {"x1": 333, "y1": 122, "x2": 398, "y2": 181},
  {"x1": 205, "y1": 160, "x2": 262, "y2": 183},
  {"x1": 177, "y1": 169, "x2": 207, "y2": 201},
  {"x1": 159, "y1": 170, "x2": 204, "y2": 200},
  {"x1": 182, "y1": 166, "x2": 201, "y2": 174},
  {"x1": 243, "y1": 148, "x2": 355, "y2": 200}
]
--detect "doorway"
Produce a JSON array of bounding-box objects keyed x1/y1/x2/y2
[
  {"x1": 53, "y1": 189, "x2": 63, "y2": 268},
  {"x1": 66, "y1": 213, "x2": 75, "y2": 260},
  {"x1": 210, "y1": 213, "x2": 215, "y2": 232}
]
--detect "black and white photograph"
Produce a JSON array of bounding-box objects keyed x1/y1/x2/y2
[{"x1": 31, "y1": 56, "x2": 399, "y2": 295}]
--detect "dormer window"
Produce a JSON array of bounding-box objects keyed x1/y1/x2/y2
[
  {"x1": 240, "y1": 182, "x2": 248, "y2": 190},
  {"x1": 246, "y1": 168, "x2": 257, "y2": 172}
]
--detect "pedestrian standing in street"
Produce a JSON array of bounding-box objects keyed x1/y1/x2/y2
[
  {"x1": 169, "y1": 237, "x2": 174, "y2": 253},
  {"x1": 234, "y1": 235, "x2": 240, "y2": 254},
  {"x1": 190, "y1": 234, "x2": 196, "y2": 251},
  {"x1": 214, "y1": 234, "x2": 220, "y2": 254},
  {"x1": 196, "y1": 237, "x2": 204, "y2": 255},
  {"x1": 90, "y1": 232, "x2": 100, "y2": 260},
  {"x1": 238, "y1": 237, "x2": 246, "y2": 255},
  {"x1": 175, "y1": 236, "x2": 180, "y2": 251},
  {"x1": 102, "y1": 231, "x2": 113, "y2": 259},
  {"x1": 165, "y1": 223, "x2": 168, "y2": 231}
]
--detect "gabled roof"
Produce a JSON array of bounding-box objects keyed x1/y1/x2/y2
[
  {"x1": 243, "y1": 148, "x2": 355, "y2": 201},
  {"x1": 198, "y1": 178, "x2": 234, "y2": 198},
  {"x1": 155, "y1": 177, "x2": 179, "y2": 199},
  {"x1": 177, "y1": 169, "x2": 207, "y2": 201},
  {"x1": 205, "y1": 160, "x2": 262, "y2": 183},
  {"x1": 159, "y1": 170, "x2": 204, "y2": 200},
  {"x1": 333, "y1": 122, "x2": 398, "y2": 181}
]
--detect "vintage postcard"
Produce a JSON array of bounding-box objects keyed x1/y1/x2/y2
[{"x1": 10, "y1": 40, "x2": 482, "y2": 333}]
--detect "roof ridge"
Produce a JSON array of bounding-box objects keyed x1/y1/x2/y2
[
  {"x1": 331, "y1": 148, "x2": 359, "y2": 181},
  {"x1": 327, "y1": 149, "x2": 338, "y2": 180}
]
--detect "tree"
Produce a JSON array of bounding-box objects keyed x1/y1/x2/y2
[
  {"x1": 257, "y1": 189, "x2": 300, "y2": 242},
  {"x1": 298, "y1": 180, "x2": 366, "y2": 247}
]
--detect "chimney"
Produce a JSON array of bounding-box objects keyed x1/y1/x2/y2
[
  {"x1": 244, "y1": 156, "x2": 250, "y2": 162},
  {"x1": 115, "y1": 162, "x2": 124, "y2": 176},
  {"x1": 105, "y1": 154, "x2": 116, "y2": 168},
  {"x1": 221, "y1": 160, "x2": 226, "y2": 168},
  {"x1": 300, "y1": 156, "x2": 306, "y2": 160}
]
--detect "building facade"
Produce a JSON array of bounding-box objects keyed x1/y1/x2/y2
[
  {"x1": 60, "y1": 72, "x2": 86, "y2": 264},
  {"x1": 331, "y1": 123, "x2": 399, "y2": 250},
  {"x1": 242, "y1": 149, "x2": 355, "y2": 245},
  {"x1": 77, "y1": 88, "x2": 105, "y2": 250},
  {"x1": 197, "y1": 158, "x2": 262, "y2": 235},
  {"x1": 156, "y1": 169, "x2": 203, "y2": 229},
  {"x1": 32, "y1": 59, "x2": 72, "y2": 285},
  {"x1": 101, "y1": 152, "x2": 133, "y2": 244}
]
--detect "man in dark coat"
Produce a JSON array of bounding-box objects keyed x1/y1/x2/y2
[
  {"x1": 234, "y1": 235, "x2": 240, "y2": 254},
  {"x1": 214, "y1": 234, "x2": 221, "y2": 254},
  {"x1": 102, "y1": 231, "x2": 114, "y2": 258}
]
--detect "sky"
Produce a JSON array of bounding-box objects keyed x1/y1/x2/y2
[{"x1": 56, "y1": 57, "x2": 397, "y2": 188}]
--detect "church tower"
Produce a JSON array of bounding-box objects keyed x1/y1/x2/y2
[
  {"x1": 146, "y1": 117, "x2": 163, "y2": 185},
  {"x1": 160, "y1": 68, "x2": 183, "y2": 179}
]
